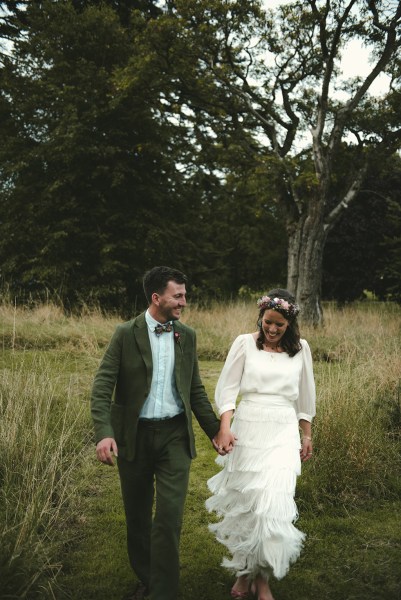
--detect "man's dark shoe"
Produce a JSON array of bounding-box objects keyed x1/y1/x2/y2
[{"x1": 122, "y1": 582, "x2": 149, "y2": 600}]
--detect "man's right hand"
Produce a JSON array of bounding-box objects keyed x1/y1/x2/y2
[{"x1": 96, "y1": 437, "x2": 118, "y2": 466}]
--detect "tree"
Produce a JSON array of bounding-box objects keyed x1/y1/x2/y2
[
  {"x1": 1, "y1": 2, "x2": 145, "y2": 305},
  {"x1": 137, "y1": 0, "x2": 401, "y2": 323},
  {"x1": 2, "y1": 1, "x2": 400, "y2": 313},
  {"x1": 0, "y1": 1, "x2": 219, "y2": 309},
  {"x1": 1, "y1": 0, "x2": 291, "y2": 309}
]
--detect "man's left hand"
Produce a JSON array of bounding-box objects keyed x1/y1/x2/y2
[{"x1": 212, "y1": 430, "x2": 236, "y2": 455}]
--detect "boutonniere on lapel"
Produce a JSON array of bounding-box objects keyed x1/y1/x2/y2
[{"x1": 174, "y1": 331, "x2": 182, "y2": 352}]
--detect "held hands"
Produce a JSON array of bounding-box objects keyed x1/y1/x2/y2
[
  {"x1": 96, "y1": 437, "x2": 118, "y2": 466},
  {"x1": 212, "y1": 429, "x2": 237, "y2": 456},
  {"x1": 213, "y1": 410, "x2": 236, "y2": 455}
]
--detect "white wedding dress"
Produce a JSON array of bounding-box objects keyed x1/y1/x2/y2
[{"x1": 206, "y1": 334, "x2": 316, "y2": 581}]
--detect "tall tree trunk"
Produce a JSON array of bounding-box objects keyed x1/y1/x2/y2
[{"x1": 286, "y1": 210, "x2": 327, "y2": 326}]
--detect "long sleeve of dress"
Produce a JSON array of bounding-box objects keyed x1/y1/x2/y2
[
  {"x1": 214, "y1": 335, "x2": 246, "y2": 416},
  {"x1": 215, "y1": 334, "x2": 316, "y2": 422},
  {"x1": 296, "y1": 339, "x2": 316, "y2": 422}
]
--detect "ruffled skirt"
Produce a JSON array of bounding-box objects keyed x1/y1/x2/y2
[{"x1": 206, "y1": 394, "x2": 305, "y2": 581}]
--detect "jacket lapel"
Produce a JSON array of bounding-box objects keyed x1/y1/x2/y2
[
  {"x1": 173, "y1": 321, "x2": 186, "y2": 384},
  {"x1": 133, "y1": 312, "x2": 153, "y2": 388}
]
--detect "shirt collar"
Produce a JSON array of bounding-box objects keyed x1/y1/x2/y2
[{"x1": 145, "y1": 309, "x2": 172, "y2": 330}]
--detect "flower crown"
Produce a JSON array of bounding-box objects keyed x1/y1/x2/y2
[{"x1": 257, "y1": 295, "x2": 300, "y2": 319}]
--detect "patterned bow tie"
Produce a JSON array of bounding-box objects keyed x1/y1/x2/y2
[{"x1": 154, "y1": 322, "x2": 173, "y2": 336}]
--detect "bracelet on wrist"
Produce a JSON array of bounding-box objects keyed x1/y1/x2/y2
[{"x1": 303, "y1": 435, "x2": 312, "y2": 441}]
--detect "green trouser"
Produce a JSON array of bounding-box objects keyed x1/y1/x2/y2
[{"x1": 118, "y1": 414, "x2": 191, "y2": 600}]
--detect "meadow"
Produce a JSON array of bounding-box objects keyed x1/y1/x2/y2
[{"x1": 0, "y1": 298, "x2": 401, "y2": 599}]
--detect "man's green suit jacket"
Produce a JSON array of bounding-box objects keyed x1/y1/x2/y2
[{"x1": 91, "y1": 312, "x2": 220, "y2": 461}]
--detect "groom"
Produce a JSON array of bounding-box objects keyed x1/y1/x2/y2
[{"x1": 91, "y1": 266, "x2": 234, "y2": 600}]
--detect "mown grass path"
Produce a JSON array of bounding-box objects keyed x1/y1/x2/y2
[
  {"x1": 58, "y1": 361, "x2": 401, "y2": 600},
  {"x1": 59, "y1": 445, "x2": 401, "y2": 600}
]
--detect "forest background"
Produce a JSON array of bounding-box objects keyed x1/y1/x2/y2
[{"x1": 0, "y1": 0, "x2": 400, "y2": 319}]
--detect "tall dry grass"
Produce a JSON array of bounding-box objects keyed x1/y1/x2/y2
[
  {"x1": 0, "y1": 299, "x2": 118, "y2": 353},
  {"x1": 0, "y1": 353, "x2": 93, "y2": 598},
  {"x1": 301, "y1": 303, "x2": 401, "y2": 506},
  {"x1": 181, "y1": 300, "x2": 257, "y2": 359},
  {"x1": 0, "y1": 296, "x2": 400, "y2": 597}
]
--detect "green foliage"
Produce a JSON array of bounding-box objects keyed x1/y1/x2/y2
[
  {"x1": 135, "y1": 0, "x2": 401, "y2": 323},
  {"x1": 1, "y1": 0, "x2": 401, "y2": 319},
  {"x1": 0, "y1": 0, "x2": 289, "y2": 309},
  {"x1": 323, "y1": 155, "x2": 401, "y2": 302}
]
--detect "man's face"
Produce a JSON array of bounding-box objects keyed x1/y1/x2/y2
[{"x1": 152, "y1": 281, "x2": 187, "y2": 322}]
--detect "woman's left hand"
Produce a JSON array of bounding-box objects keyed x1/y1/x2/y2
[{"x1": 300, "y1": 438, "x2": 313, "y2": 462}]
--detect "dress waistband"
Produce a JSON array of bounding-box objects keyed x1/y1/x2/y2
[{"x1": 241, "y1": 393, "x2": 294, "y2": 408}]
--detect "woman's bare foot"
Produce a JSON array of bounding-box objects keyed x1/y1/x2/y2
[
  {"x1": 231, "y1": 575, "x2": 250, "y2": 597},
  {"x1": 252, "y1": 575, "x2": 275, "y2": 600}
]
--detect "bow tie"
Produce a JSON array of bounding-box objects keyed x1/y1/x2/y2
[{"x1": 154, "y1": 322, "x2": 173, "y2": 336}]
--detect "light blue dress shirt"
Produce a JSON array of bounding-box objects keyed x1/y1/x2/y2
[{"x1": 139, "y1": 310, "x2": 184, "y2": 420}]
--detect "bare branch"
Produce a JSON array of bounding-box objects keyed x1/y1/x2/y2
[
  {"x1": 368, "y1": 0, "x2": 401, "y2": 33},
  {"x1": 313, "y1": 0, "x2": 359, "y2": 149},
  {"x1": 280, "y1": 84, "x2": 300, "y2": 155},
  {"x1": 308, "y1": 0, "x2": 330, "y2": 58},
  {"x1": 324, "y1": 164, "x2": 368, "y2": 232},
  {"x1": 231, "y1": 84, "x2": 280, "y2": 152}
]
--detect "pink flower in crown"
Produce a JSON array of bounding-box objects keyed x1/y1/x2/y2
[
  {"x1": 257, "y1": 295, "x2": 270, "y2": 308},
  {"x1": 257, "y1": 293, "x2": 300, "y2": 319}
]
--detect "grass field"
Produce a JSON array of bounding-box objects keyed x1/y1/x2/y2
[{"x1": 1, "y1": 299, "x2": 401, "y2": 599}]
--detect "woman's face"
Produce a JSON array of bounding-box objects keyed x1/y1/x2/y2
[{"x1": 261, "y1": 308, "x2": 289, "y2": 345}]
